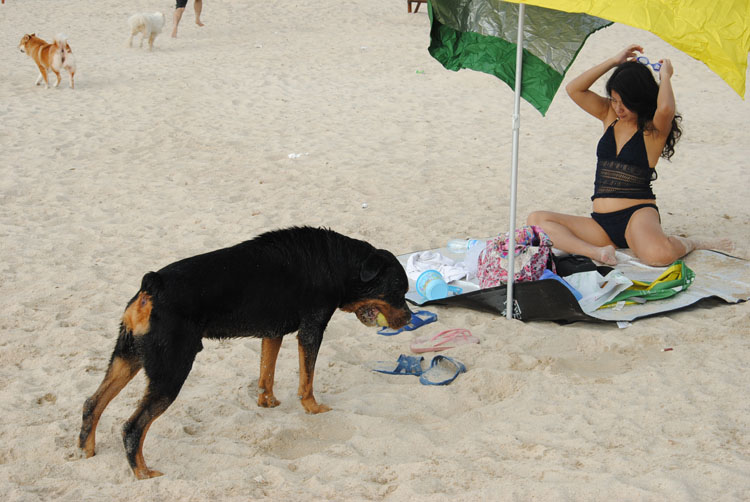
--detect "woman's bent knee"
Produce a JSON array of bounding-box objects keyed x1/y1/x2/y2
[
  {"x1": 527, "y1": 211, "x2": 547, "y2": 226},
  {"x1": 634, "y1": 245, "x2": 679, "y2": 267}
]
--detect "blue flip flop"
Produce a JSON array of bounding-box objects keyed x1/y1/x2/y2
[
  {"x1": 372, "y1": 354, "x2": 425, "y2": 376},
  {"x1": 377, "y1": 310, "x2": 437, "y2": 336},
  {"x1": 419, "y1": 355, "x2": 466, "y2": 385}
]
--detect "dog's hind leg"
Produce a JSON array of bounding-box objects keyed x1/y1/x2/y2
[
  {"x1": 79, "y1": 335, "x2": 143, "y2": 458},
  {"x1": 257, "y1": 337, "x2": 283, "y2": 408},
  {"x1": 122, "y1": 339, "x2": 199, "y2": 479},
  {"x1": 296, "y1": 315, "x2": 333, "y2": 414},
  {"x1": 35, "y1": 65, "x2": 48, "y2": 88},
  {"x1": 122, "y1": 390, "x2": 175, "y2": 479},
  {"x1": 140, "y1": 28, "x2": 150, "y2": 48}
]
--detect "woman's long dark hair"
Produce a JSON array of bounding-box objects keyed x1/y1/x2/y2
[{"x1": 606, "y1": 61, "x2": 682, "y2": 160}]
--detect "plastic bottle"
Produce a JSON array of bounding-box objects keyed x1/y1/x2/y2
[{"x1": 446, "y1": 238, "x2": 480, "y2": 253}]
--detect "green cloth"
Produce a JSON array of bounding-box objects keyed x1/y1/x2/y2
[
  {"x1": 603, "y1": 260, "x2": 696, "y2": 307},
  {"x1": 428, "y1": 0, "x2": 611, "y2": 115}
]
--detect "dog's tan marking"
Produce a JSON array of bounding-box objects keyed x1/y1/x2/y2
[
  {"x1": 340, "y1": 299, "x2": 411, "y2": 329},
  {"x1": 122, "y1": 292, "x2": 152, "y2": 335},
  {"x1": 79, "y1": 356, "x2": 141, "y2": 457},
  {"x1": 297, "y1": 343, "x2": 330, "y2": 414},
  {"x1": 258, "y1": 338, "x2": 282, "y2": 408}
]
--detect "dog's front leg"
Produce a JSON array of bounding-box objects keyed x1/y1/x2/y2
[
  {"x1": 257, "y1": 337, "x2": 282, "y2": 408},
  {"x1": 296, "y1": 318, "x2": 332, "y2": 414}
]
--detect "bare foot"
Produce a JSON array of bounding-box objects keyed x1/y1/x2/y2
[
  {"x1": 171, "y1": 29, "x2": 178, "y2": 38},
  {"x1": 692, "y1": 237, "x2": 735, "y2": 254},
  {"x1": 674, "y1": 235, "x2": 735, "y2": 256},
  {"x1": 196, "y1": 19, "x2": 204, "y2": 27},
  {"x1": 596, "y1": 245, "x2": 618, "y2": 265}
]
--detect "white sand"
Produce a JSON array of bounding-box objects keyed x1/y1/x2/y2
[{"x1": 2, "y1": 1, "x2": 749, "y2": 500}]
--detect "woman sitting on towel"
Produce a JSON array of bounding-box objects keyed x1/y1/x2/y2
[{"x1": 527, "y1": 44, "x2": 732, "y2": 266}]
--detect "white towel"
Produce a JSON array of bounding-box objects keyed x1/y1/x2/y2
[{"x1": 406, "y1": 251, "x2": 470, "y2": 283}]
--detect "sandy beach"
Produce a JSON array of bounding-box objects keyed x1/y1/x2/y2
[{"x1": 2, "y1": 1, "x2": 749, "y2": 500}]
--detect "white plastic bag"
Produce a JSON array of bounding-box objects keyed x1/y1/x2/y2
[{"x1": 565, "y1": 269, "x2": 633, "y2": 313}]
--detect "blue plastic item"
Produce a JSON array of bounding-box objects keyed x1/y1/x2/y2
[
  {"x1": 540, "y1": 269, "x2": 583, "y2": 300},
  {"x1": 377, "y1": 310, "x2": 437, "y2": 336},
  {"x1": 372, "y1": 355, "x2": 425, "y2": 376},
  {"x1": 636, "y1": 55, "x2": 662, "y2": 71},
  {"x1": 416, "y1": 270, "x2": 447, "y2": 299},
  {"x1": 419, "y1": 355, "x2": 467, "y2": 386}
]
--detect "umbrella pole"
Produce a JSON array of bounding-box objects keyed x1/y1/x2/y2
[{"x1": 506, "y1": 2, "x2": 525, "y2": 320}]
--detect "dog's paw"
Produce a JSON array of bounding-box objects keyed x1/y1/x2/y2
[
  {"x1": 77, "y1": 445, "x2": 95, "y2": 459},
  {"x1": 71, "y1": 446, "x2": 93, "y2": 460},
  {"x1": 300, "y1": 397, "x2": 331, "y2": 414},
  {"x1": 257, "y1": 393, "x2": 280, "y2": 408},
  {"x1": 134, "y1": 467, "x2": 164, "y2": 480}
]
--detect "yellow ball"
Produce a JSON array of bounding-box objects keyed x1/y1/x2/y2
[{"x1": 376, "y1": 313, "x2": 388, "y2": 327}]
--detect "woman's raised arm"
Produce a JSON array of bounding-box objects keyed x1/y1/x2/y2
[
  {"x1": 651, "y1": 59, "x2": 676, "y2": 139},
  {"x1": 566, "y1": 44, "x2": 643, "y2": 123}
]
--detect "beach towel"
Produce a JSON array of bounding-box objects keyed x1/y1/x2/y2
[{"x1": 398, "y1": 247, "x2": 750, "y2": 323}]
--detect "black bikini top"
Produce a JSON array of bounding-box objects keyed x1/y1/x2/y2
[{"x1": 592, "y1": 120, "x2": 657, "y2": 200}]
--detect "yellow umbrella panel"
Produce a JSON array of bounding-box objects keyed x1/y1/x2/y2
[{"x1": 503, "y1": 0, "x2": 750, "y2": 97}]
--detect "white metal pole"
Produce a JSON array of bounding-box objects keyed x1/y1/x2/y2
[{"x1": 506, "y1": 2, "x2": 525, "y2": 320}]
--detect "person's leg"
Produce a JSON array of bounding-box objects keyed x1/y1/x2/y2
[
  {"x1": 624, "y1": 208, "x2": 684, "y2": 266},
  {"x1": 527, "y1": 210, "x2": 617, "y2": 265},
  {"x1": 194, "y1": 0, "x2": 204, "y2": 27},
  {"x1": 626, "y1": 208, "x2": 735, "y2": 266},
  {"x1": 172, "y1": 7, "x2": 185, "y2": 37}
]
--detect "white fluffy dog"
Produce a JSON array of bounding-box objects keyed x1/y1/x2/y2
[{"x1": 127, "y1": 12, "x2": 165, "y2": 51}]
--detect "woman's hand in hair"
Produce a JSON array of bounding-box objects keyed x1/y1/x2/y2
[
  {"x1": 658, "y1": 59, "x2": 673, "y2": 80},
  {"x1": 614, "y1": 44, "x2": 643, "y2": 65}
]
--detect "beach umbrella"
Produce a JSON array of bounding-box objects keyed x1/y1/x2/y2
[{"x1": 427, "y1": 0, "x2": 750, "y2": 319}]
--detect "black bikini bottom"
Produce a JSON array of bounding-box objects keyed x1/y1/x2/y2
[{"x1": 591, "y1": 203, "x2": 659, "y2": 248}]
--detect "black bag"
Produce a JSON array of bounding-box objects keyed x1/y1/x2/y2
[{"x1": 552, "y1": 254, "x2": 598, "y2": 277}]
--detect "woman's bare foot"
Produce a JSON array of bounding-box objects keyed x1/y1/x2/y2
[
  {"x1": 674, "y1": 235, "x2": 735, "y2": 256},
  {"x1": 196, "y1": 19, "x2": 204, "y2": 27},
  {"x1": 692, "y1": 237, "x2": 735, "y2": 254},
  {"x1": 596, "y1": 245, "x2": 618, "y2": 265}
]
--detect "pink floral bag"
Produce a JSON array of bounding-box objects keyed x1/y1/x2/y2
[{"x1": 477, "y1": 225, "x2": 555, "y2": 288}]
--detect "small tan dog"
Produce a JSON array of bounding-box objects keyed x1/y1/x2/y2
[
  {"x1": 128, "y1": 12, "x2": 166, "y2": 50},
  {"x1": 18, "y1": 33, "x2": 76, "y2": 89}
]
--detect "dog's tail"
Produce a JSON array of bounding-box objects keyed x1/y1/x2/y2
[
  {"x1": 54, "y1": 33, "x2": 70, "y2": 62},
  {"x1": 121, "y1": 272, "x2": 163, "y2": 337},
  {"x1": 140, "y1": 271, "x2": 163, "y2": 295}
]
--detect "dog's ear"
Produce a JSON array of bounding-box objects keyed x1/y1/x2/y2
[{"x1": 360, "y1": 250, "x2": 386, "y2": 283}]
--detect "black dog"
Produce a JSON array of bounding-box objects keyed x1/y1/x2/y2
[{"x1": 78, "y1": 226, "x2": 411, "y2": 479}]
